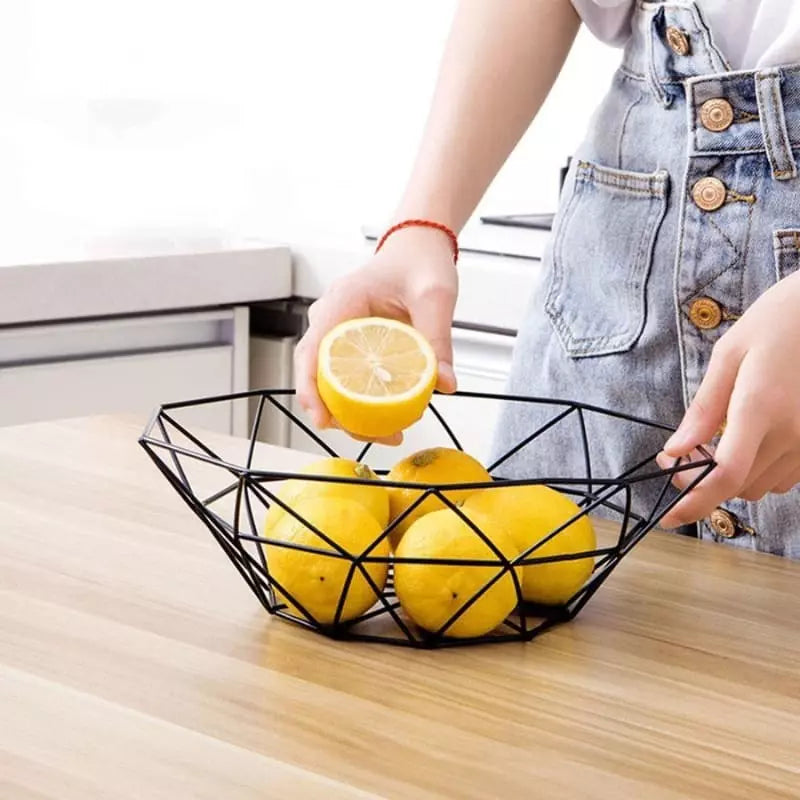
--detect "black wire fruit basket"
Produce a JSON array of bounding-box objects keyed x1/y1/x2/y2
[{"x1": 139, "y1": 389, "x2": 714, "y2": 648}]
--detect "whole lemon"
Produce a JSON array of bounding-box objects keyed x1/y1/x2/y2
[
  {"x1": 264, "y1": 496, "x2": 389, "y2": 625},
  {"x1": 394, "y1": 506, "x2": 521, "y2": 638},
  {"x1": 464, "y1": 485, "x2": 596, "y2": 605},
  {"x1": 386, "y1": 447, "x2": 492, "y2": 548},
  {"x1": 264, "y1": 457, "x2": 389, "y2": 532}
]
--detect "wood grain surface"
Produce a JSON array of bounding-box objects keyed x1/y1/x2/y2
[{"x1": 0, "y1": 416, "x2": 798, "y2": 800}]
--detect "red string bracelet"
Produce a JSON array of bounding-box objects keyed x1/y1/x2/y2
[{"x1": 375, "y1": 219, "x2": 459, "y2": 265}]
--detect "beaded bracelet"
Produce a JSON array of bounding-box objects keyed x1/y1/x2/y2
[{"x1": 375, "y1": 219, "x2": 459, "y2": 265}]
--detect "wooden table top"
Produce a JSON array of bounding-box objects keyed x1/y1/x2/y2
[{"x1": 1, "y1": 416, "x2": 798, "y2": 800}]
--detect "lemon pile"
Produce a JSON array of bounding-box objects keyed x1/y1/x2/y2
[
  {"x1": 265, "y1": 317, "x2": 597, "y2": 638},
  {"x1": 263, "y1": 448, "x2": 597, "y2": 638}
]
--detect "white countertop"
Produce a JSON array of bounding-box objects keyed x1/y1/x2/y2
[
  {"x1": 0, "y1": 236, "x2": 292, "y2": 326},
  {"x1": 0, "y1": 222, "x2": 547, "y2": 332}
]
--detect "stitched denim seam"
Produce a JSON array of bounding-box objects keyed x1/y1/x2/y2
[
  {"x1": 673, "y1": 151, "x2": 693, "y2": 410},
  {"x1": 771, "y1": 76, "x2": 797, "y2": 178},
  {"x1": 688, "y1": 216, "x2": 741, "y2": 297},
  {"x1": 618, "y1": 93, "x2": 644, "y2": 169},
  {"x1": 708, "y1": 214, "x2": 742, "y2": 258},
  {"x1": 774, "y1": 230, "x2": 800, "y2": 281},
  {"x1": 776, "y1": 250, "x2": 800, "y2": 281},
  {"x1": 618, "y1": 65, "x2": 685, "y2": 86},
  {"x1": 677, "y1": 210, "x2": 740, "y2": 302},
  {"x1": 687, "y1": 2, "x2": 729, "y2": 72},
  {"x1": 577, "y1": 162, "x2": 668, "y2": 195},
  {"x1": 774, "y1": 229, "x2": 800, "y2": 250},
  {"x1": 544, "y1": 172, "x2": 583, "y2": 323},
  {"x1": 645, "y1": 9, "x2": 669, "y2": 107},
  {"x1": 755, "y1": 72, "x2": 788, "y2": 180},
  {"x1": 625, "y1": 191, "x2": 667, "y2": 346},
  {"x1": 736, "y1": 201, "x2": 755, "y2": 312},
  {"x1": 581, "y1": 180, "x2": 664, "y2": 196},
  {"x1": 683, "y1": 253, "x2": 738, "y2": 302},
  {"x1": 691, "y1": 145, "x2": 779, "y2": 156},
  {"x1": 771, "y1": 78, "x2": 789, "y2": 169},
  {"x1": 771, "y1": 77, "x2": 794, "y2": 174},
  {"x1": 581, "y1": 172, "x2": 665, "y2": 190}
]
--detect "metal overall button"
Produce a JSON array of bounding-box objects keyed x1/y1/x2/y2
[
  {"x1": 692, "y1": 177, "x2": 727, "y2": 211},
  {"x1": 689, "y1": 297, "x2": 723, "y2": 330},
  {"x1": 709, "y1": 508, "x2": 739, "y2": 538},
  {"x1": 709, "y1": 508, "x2": 757, "y2": 539},
  {"x1": 666, "y1": 26, "x2": 690, "y2": 56},
  {"x1": 700, "y1": 98, "x2": 734, "y2": 132}
]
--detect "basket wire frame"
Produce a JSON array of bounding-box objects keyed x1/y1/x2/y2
[{"x1": 140, "y1": 388, "x2": 715, "y2": 648}]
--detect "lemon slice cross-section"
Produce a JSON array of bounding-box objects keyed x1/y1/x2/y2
[{"x1": 317, "y1": 317, "x2": 437, "y2": 437}]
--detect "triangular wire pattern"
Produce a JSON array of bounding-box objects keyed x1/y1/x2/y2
[{"x1": 140, "y1": 388, "x2": 716, "y2": 648}]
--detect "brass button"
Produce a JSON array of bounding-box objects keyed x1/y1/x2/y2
[
  {"x1": 700, "y1": 98, "x2": 734, "y2": 132},
  {"x1": 709, "y1": 508, "x2": 738, "y2": 538},
  {"x1": 692, "y1": 177, "x2": 727, "y2": 211},
  {"x1": 666, "y1": 26, "x2": 690, "y2": 56},
  {"x1": 688, "y1": 297, "x2": 723, "y2": 330}
]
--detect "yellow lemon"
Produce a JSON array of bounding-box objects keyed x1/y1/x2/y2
[
  {"x1": 386, "y1": 447, "x2": 492, "y2": 548},
  {"x1": 394, "y1": 507, "x2": 521, "y2": 638},
  {"x1": 264, "y1": 496, "x2": 389, "y2": 625},
  {"x1": 464, "y1": 485, "x2": 596, "y2": 605},
  {"x1": 316, "y1": 317, "x2": 437, "y2": 438},
  {"x1": 264, "y1": 457, "x2": 389, "y2": 532}
]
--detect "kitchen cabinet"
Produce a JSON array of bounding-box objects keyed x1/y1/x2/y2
[
  {"x1": 248, "y1": 333, "x2": 295, "y2": 445},
  {"x1": 0, "y1": 308, "x2": 249, "y2": 433}
]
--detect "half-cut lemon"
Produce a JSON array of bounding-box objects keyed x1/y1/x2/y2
[{"x1": 316, "y1": 317, "x2": 437, "y2": 438}]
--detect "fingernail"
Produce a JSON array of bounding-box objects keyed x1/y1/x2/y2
[
  {"x1": 437, "y1": 362, "x2": 456, "y2": 390},
  {"x1": 664, "y1": 430, "x2": 686, "y2": 453}
]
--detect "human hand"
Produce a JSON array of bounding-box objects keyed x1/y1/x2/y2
[
  {"x1": 294, "y1": 226, "x2": 459, "y2": 445},
  {"x1": 658, "y1": 270, "x2": 800, "y2": 528}
]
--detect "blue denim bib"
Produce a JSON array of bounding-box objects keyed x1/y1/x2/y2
[{"x1": 492, "y1": 0, "x2": 800, "y2": 557}]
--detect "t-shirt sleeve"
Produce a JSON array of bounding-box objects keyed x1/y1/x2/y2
[{"x1": 570, "y1": 0, "x2": 635, "y2": 46}]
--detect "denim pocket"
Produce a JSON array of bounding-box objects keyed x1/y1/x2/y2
[
  {"x1": 773, "y1": 230, "x2": 800, "y2": 281},
  {"x1": 544, "y1": 160, "x2": 669, "y2": 358}
]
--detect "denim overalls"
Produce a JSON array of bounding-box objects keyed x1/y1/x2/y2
[{"x1": 491, "y1": 0, "x2": 800, "y2": 558}]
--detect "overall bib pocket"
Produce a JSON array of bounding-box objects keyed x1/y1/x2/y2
[
  {"x1": 773, "y1": 230, "x2": 800, "y2": 280},
  {"x1": 544, "y1": 160, "x2": 670, "y2": 358}
]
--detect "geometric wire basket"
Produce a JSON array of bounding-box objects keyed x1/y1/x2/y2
[{"x1": 139, "y1": 388, "x2": 715, "y2": 648}]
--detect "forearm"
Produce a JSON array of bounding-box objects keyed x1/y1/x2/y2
[{"x1": 395, "y1": 0, "x2": 579, "y2": 232}]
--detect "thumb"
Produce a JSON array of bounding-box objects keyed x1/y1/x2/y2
[
  {"x1": 409, "y1": 286, "x2": 457, "y2": 393},
  {"x1": 663, "y1": 342, "x2": 741, "y2": 456}
]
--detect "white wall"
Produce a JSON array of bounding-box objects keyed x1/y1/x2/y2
[{"x1": 0, "y1": 1, "x2": 621, "y2": 254}]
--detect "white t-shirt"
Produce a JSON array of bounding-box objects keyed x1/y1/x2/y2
[{"x1": 572, "y1": 0, "x2": 800, "y2": 68}]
